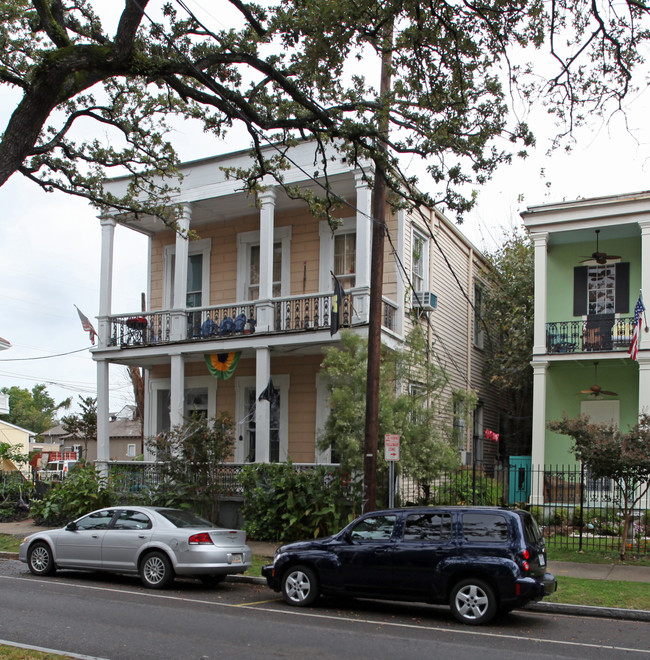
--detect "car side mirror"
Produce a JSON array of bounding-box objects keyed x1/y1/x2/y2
[{"x1": 65, "y1": 521, "x2": 77, "y2": 531}]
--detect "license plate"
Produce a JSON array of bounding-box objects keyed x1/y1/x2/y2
[
  {"x1": 538, "y1": 554, "x2": 546, "y2": 567},
  {"x1": 231, "y1": 554, "x2": 242, "y2": 564}
]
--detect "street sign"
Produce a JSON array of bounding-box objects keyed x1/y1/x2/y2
[{"x1": 384, "y1": 434, "x2": 400, "y2": 461}]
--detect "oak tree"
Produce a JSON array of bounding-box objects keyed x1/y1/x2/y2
[{"x1": 1, "y1": 1, "x2": 648, "y2": 223}]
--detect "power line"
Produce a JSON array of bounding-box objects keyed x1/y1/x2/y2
[{"x1": 0, "y1": 347, "x2": 90, "y2": 361}]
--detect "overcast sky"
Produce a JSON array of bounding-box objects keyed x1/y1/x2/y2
[{"x1": 1, "y1": 3, "x2": 650, "y2": 424}]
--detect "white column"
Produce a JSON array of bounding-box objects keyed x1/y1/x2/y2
[
  {"x1": 532, "y1": 232, "x2": 549, "y2": 355},
  {"x1": 170, "y1": 352, "x2": 185, "y2": 430},
  {"x1": 96, "y1": 360, "x2": 110, "y2": 476},
  {"x1": 639, "y1": 220, "x2": 650, "y2": 352},
  {"x1": 257, "y1": 188, "x2": 276, "y2": 332},
  {"x1": 170, "y1": 204, "x2": 191, "y2": 340},
  {"x1": 355, "y1": 171, "x2": 372, "y2": 290},
  {"x1": 255, "y1": 347, "x2": 271, "y2": 463},
  {"x1": 98, "y1": 216, "x2": 116, "y2": 346},
  {"x1": 530, "y1": 359, "x2": 549, "y2": 505}
]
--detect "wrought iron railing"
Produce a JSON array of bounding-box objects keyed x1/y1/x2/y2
[
  {"x1": 273, "y1": 293, "x2": 341, "y2": 332},
  {"x1": 107, "y1": 461, "x2": 339, "y2": 496},
  {"x1": 546, "y1": 316, "x2": 634, "y2": 353},
  {"x1": 109, "y1": 311, "x2": 170, "y2": 346},
  {"x1": 109, "y1": 291, "x2": 402, "y2": 348}
]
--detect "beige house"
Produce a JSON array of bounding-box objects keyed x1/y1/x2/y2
[
  {"x1": 0, "y1": 419, "x2": 38, "y2": 476},
  {"x1": 91, "y1": 142, "x2": 500, "y2": 474}
]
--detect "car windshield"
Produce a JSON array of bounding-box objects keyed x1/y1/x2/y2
[{"x1": 156, "y1": 508, "x2": 216, "y2": 528}]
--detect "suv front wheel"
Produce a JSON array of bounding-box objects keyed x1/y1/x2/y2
[{"x1": 449, "y1": 578, "x2": 497, "y2": 625}]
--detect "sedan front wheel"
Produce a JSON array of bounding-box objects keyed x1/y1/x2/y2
[
  {"x1": 27, "y1": 542, "x2": 56, "y2": 576},
  {"x1": 281, "y1": 565, "x2": 319, "y2": 606}
]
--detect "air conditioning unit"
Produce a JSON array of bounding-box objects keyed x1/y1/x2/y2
[{"x1": 412, "y1": 291, "x2": 438, "y2": 311}]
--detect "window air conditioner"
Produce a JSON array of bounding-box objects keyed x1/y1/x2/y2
[{"x1": 412, "y1": 291, "x2": 438, "y2": 311}]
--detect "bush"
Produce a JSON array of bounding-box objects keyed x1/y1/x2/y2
[
  {"x1": 434, "y1": 469, "x2": 504, "y2": 506},
  {"x1": 238, "y1": 462, "x2": 361, "y2": 542},
  {"x1": 0, "y1": 471, "x2": 33, "y2": 521},
  {"x1": 30, "y1": 464, "x2": 114, "y2": 525}
]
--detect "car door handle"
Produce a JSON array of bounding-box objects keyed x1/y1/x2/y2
[
  {"x1": 374, "y1": 547, "x2": 390, "y2": 553},
  {"x1": 138, "y1": 535, "x2": 146, "y2": 539},
  {"x1": 92, "y1": 534, "x2": 99, "y2": 539}
]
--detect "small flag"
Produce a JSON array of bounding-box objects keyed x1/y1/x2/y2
[
  {"x1": 75, "y1": 305, "x2": 97, "y2": 345},
  {"x1": 258, "y1": 378, "x2": 279, "y2": 404},
  {"x1": 629, "y1": 293, "x2": 645, "y2": 361},
  {"x1": 205, "y1": 352, "x2": 241, "y2": 380},
  {"x1": 330, "y1": 275, "x2": 346, "y2": 336},
  {"x1": 484, "y1": 429, "x2": 499, "y2": 442}
]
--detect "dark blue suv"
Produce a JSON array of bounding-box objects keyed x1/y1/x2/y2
[{"x1": 262, "y1": 506, "x2": 556, "y2": 625}]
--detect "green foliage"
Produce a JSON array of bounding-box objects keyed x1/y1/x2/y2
[
  {"x1": 30, "y1": 463, "x2": 114, "y2": 526},
  {"x1": 0, "y1": 471, "x2": 33, "y2": 521},
  {"x1": 0, "y1": 384, "x2": 70, "y2": 434},
  {"x1": 145, "y1": 411, "x2": 235, "y2": 523},
  {"x1": 0, "y1": 3, "x2": 643, "y2": 224},
  {"x1": 238, "y1": 462, "x2": 361, "y2": 542},
  {"x1": 61, "y1": 396, "x2": 97, "y2": 461},
  {"x1": 548, "y1": 413, "x2": 650, "y2": 559},
  {"x1": 434, "y1": 469, "x2": 504, "y2": 506},
  {"x1": 318, "y1": 330, "x2": 462, "y2": 490},
  {"x1": 482, "y1": 229, "x2": 534, "y2": 455}
]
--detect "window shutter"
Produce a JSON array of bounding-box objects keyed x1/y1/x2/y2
[
  {"x1": 573, "y1": 266, "x2": 588, "y2": 316},
  {"x1": 615, "y1": 262, "x2": 629, "y2": 314}
]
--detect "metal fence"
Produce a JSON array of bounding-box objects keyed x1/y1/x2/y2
[
  {"x1": 105, "y1": 461, "x2": 650, "y2": 555},
  {"x1": 398, "y1": 463, "x2": 650, "y2": 555}
]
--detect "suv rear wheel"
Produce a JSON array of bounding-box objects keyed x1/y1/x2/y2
[{"x1": 449, "y1": 578, "x2": 497, "y2": 625}]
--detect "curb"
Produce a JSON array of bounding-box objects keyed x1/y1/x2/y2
[
  {"x1": 2, "y1": 554, "x2": 647, "y2": 622},
  {"x1": 528, "y1": 600, "x2": 650, "y2": 622}
]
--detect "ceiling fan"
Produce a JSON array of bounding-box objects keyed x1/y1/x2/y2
[
  {"x1": 580, "y1": 229, "x2": 621, "y2": 265},
  {"x1": 577, "y1": 362, "x2": 617, "y2": 397}
]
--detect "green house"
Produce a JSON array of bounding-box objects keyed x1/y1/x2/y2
[{"x1": 522, "y1": 191, "x2": 650, "y2": 501}]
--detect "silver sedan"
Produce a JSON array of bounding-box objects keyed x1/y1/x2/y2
[{"x1": 19, "y1": 506, "x2": 252, "y2": 589}]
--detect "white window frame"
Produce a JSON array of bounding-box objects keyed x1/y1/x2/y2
[
  {"x1": 236, "y1": 228, "x2": 291, "y2": 301},
  {"x1": 127, "y1": 444, "x2": 136, "y2": 458},
  {"x1": 234, "y1": 375, "x2": 290, "y2": 463},
  {"x1": 163, "y1": 238, "x2": 212, "y2": 309},
  {"x1": 319, "y1": 217, "x2": 356, "y2": 292},
  {"x1": 411, "y1": 226, "x2": 430, "y2": 294},
  {"x1": 148, "y1": 376, "x2": 218, "y2": 437}
]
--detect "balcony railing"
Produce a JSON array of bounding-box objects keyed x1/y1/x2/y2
[
  {"x1": 546, "y1": 316, "x2": 634, "y2": 354},
  {"x1": 109, "y1": 311, "x2": 171, "y2": 347}
]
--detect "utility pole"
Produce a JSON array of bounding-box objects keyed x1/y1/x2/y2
[{"x1": 363, "y1": 22, "x2": 393, "y2": 513}]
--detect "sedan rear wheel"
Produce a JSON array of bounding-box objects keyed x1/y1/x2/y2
[
  {"x1": 140, "y1": 551, "x2": 174, "y2": 589},
  {"x1": 27, "y1": 542, "x2": 56, "y2": 576},
  {"x1": 281, "y1": 565, "x2": 319, "y2": 606},
  {"x1": 449, "y1": 578, "x2": 497, "y2": 625}
]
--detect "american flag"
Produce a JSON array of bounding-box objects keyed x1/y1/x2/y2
[
  {"x1": 628, "y1": 293, "x2": 645, "y2": 361},
  {"x1": 75, "y1": 305, "x2": 97, "y2": 345}
]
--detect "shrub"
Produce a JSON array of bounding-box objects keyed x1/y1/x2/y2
[
  {"x1": 0, "y1": 471, "x2": 33, "y2": 522},
  {"x1": 238, "y1": 462, "x2": 361, "y2": 542},
  {"x1": 434, "y1": 469, "x2": 504, "y2": 506},
  {"x1": 30, "y1": 464, "x2": 114, "y2": 525}
]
